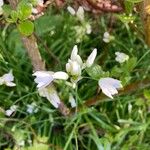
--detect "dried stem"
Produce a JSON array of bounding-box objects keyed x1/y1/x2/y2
[
  {"x1": 8, "y1": 0, "x2": 70, "y2": 116},
  {"x1": 141, "y1": 0, "x2": 150, "y2": 46}
]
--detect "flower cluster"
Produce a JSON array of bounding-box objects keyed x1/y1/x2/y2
[
  {"x1": 67, "y1": 6, "x2": 92, "y2": 43},
  {"x1": 32, "y1": 45, "x2": 123, "y2": 108},
  {"x1": 66, "y1": 45, "x2": 97, "y2": 87}
]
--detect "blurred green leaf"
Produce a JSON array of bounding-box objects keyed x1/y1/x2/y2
[
  {"x1": 86, "y1": 64, "x2": 109, "y2": 80},
  {"x1": 17, "y1": 3, "x2": 32, "y2": 20},
  {"x1": 18, "y1": 20, "x2": 34, "y2": 36}
]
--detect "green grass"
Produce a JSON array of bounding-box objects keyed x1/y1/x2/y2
[{"x1": 0, "y1": 6, "x2": 150, "y2": 150}]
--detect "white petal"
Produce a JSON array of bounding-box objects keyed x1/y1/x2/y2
[
  {"x1": 0, "y1": 0, "x2": 4, "y2": 7},
  {"x1": 103, "y1": 32, "x2": 110, "y2": 38},
  {"x1": 67, "y1": 6, "x2": 76, "y2": 15},
  {"x1": 115, "y1": 52, "x2": 129, "y2": 63},
  {"x1": 53, "y1": 71, "x2": 68, "y2": 80},
  {"x1": 76, "y1": 6, "x2": 84, "y2": 21},
  {"x1": 71, "y1": 45, "x2": 78, "y2": 61},
  {"x1": 5, "y1": 109, "x2": 14, "y2": 116},
  {"x1": 86, "y1": 48, "x2": 97, "y2": 67},
  {"x1": 10, "y1": 105, "x2": 18, "y2": 111},
  {"x1": 70, "y1": 61, "x2": 81, "y2": 76},
  {"x1": 98, "y1": 77, "x2": 122, "y2": 99},
  {"x1": 76, "y1": 55, "x2": 83, "y2": 66},
  {"x1": 2, "y1": 70, "x2": 14, "y2": 82},
  {"x1": 103, "y1": 38, "x2": 110, "y2": 43},
  {"x1": 5, "y1": 82, "x2": 16, "y2": 87},
  {"x1": 33, "y1": 71, "x2": 54, "y2": 88},
  {"x1": 38, "y1": 87, "x2": 60, "y2": 108},
  {"x1": 69, "y1": 94, "x2": 76, "y2": 108},
  {"x1": 66, "y1": 62, "x2": 71, "y2": 73}
]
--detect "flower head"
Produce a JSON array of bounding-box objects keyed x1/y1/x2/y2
[
  {"x1": 0, "y1": 70, "x2": 16, "y2": 87},
  {"x1": 115, "y1": 52, "x2": 129, "y2": 63},
  {"x1": 5, "y1": 105, "x2": 18, "y2": 116},
  {"x1": 66, "y1": 45, "x2": 83, "y2": 77},
  {"x1": 98, "y1": 77, "x2": 122, "y2": 99},
  {"x1": 67, "y1": 6, "x2": 84, "y2": 21},
  {"x1": 33, "y1": 71, "x2": 68, "y2": 89},
  {"x1": 103, "y1": 32, "x2": 114, "y2": 43},
  {"x1": 27, "y1": 102, "x2": 38, "y2": 114}
]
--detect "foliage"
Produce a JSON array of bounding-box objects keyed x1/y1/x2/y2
[{"x1": 0, "y1": 0, "x2": 150, "y2": 150}]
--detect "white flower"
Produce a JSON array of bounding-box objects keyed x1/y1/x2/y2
[
  {"x1": 5, "y1": 105, "x2": 18, "y2": 116},
  {"x1": 0, "y1": 70, "x2": 16, "y2": 87},
  {"x1": 98, "y1": 77, "x2": 123, "y2": 99},
  {"x1": 27, "y1": 102, "x2": 38, "y2": 114},
  {"x1": 66, "y1": 45, "x2": 83, "y2": 77},
  {"x1": 38, "y1": 86, "x2": 61, "y2": 108},
  {"x1": 115, "y1": 52, "x2": 129, "y2": 63},
  {"x1": 67, "y1": 6, "x2": 76, "y2": 15},
  {"x1": 85, "y1": 48, "x2": 97, "y2": 67},
  {"x1": 103, "y1": 32, "x2": 111, "y2": 43},
  {"x1": 33, "y1": 71, "x2": 68, "y2": 89},
  {"x1": 69, "y1": 94, "x2": 76, "y2": 108},
  {"x1": 67, "y1": 6, "x2": 84, "y2": 21}
]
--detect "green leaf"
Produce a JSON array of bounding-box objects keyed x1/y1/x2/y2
[
  {"x1": 111, "y1": 66, "x2": 123, "y2": 77},
  {"x1": 144, "y1": 89, "x2": 150, "y2": 100},
  {"x1": 18, "y1": 20, "x2": 34, "y2": 36},
  {"x1": 116, "y1": 14, "x2": 135, "y2": 24},
  {"x1": 124, "y1": 57, "x2": 137, "y2": 72},
  {"x1": 10, "y1": 10, "x2": 18, "y2": 22},
  {"x1": 86, "y1": 64, "x2": 109, "y2": 80},
  {"x1": 17, "y1": 3, "x2": 32, "y2": 20},
  {"x1": 124, "y1": 1, "x2": 134, "y2": 14}
]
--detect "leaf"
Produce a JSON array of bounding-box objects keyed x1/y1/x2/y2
[
  {"x1": 10, "y1": 10, "x2": 18, "y2": 22},
  {"x1": 17, "y1": 3, "x2": 32, "y2": 20},
  {"x1": 18, "y1": 20, "x2": 34, "y2": 36},
  {"x1": 86, "y1": 64, "x2": 109, "y2": 80},
  {"x1": 124, "y1": 57, "x2": 137, "y2": 72},
  {"x1": 124, "y1": 1, "x2": 134, "y2": 14}
]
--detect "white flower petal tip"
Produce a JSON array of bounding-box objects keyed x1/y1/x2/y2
[
  {"x1": 98, "y1": 77, "x2": 123, "y2": 99},
  {"x1": 86, "y1": 48, "x2": 97, "y2": 67},
  {"x1": 69, "y1": 94, "x2": 76, "y2": 108},
  {"x1": 76, "y1": 6, "x2": 84, "y2": 21},
  {"x1": 33, "y1": 71, "x2": 54, "y2": 89},
  {"x1": 0, "y1": 70, "x2": 16, "y2": 87},
  {"x1": 71, "y1": 45, "x2": 78, "y2": 60},
  {"x1": 53, "y1": 71, "x2": 69, "y2": 80},
  {"x1": 38, "y1": 86, "x2": 60, "y2": 108},
  {"x1": 67, "y1": 6, "x2": 76, "y2": 15},
  {"x1": 115, "y1": 52, "x2": 129, "y2": 63}
]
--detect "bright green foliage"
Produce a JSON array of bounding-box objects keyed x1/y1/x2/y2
[{"x1": 18, "y1": 20, "x2": 34, "y2": 36}]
